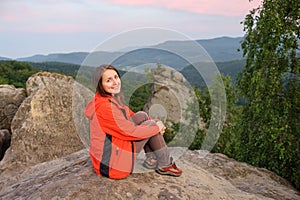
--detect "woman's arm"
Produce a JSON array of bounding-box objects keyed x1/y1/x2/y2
[{"x1": 96, "y1": 102, "x2": 159, "y2": 141}]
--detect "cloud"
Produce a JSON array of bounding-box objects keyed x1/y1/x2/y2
[
  {"x1": 101, "y1": 0, "x2": 261, "y2": 16},
  {"x1": 0, "y1": 0, "x2": 260, "y2": 58},
  {"x1": 0, "y1": 0, "x2": 103, "y2": 32},
  {"x1": 0, "y1": 0, "x2": 260, "y2": 34}
]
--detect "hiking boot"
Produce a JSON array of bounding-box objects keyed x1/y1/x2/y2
[
  {"x1": 156, "y1": 159, "x2": 182, "y2": 177},
  {"x1": 143, "y1": 156, "x2": 158, "y2": 169}
]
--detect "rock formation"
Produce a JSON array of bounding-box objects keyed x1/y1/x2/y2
[
  {"x1": 0, "y1": 84, "x2": 26, "y2": 130},
  {"x1": 0, "y1": 84, "x2": 26, "y2": 160},
  {"x1": 0, "y1": 129, "x2": 11, "y2": 160},
  {"x1": 0, "y1": 148, "x2": 299, "y2": 200},
  {"x1": 0, "y1": 71, "x2": 299, "y2": 200},
  {"x1": 0, "y1": 72, "x2": 93, "y2": 174},
  {"x1": 144, "y1": 67, "x2": 194, "y2": 126}
]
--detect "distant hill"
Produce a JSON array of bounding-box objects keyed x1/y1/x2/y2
[
  {"x1": 27, "y1": 59, "x2": 246, "y2": 88},
  {"x1": 197, "y1": 37, "x2": 244, "y2": 61},
  {"x1": 17, "y1": 52, "x2": 89, "y2": 64},
  {"x1": 29, "y1": 62, "x2": 81, "y2": 77},
  {"x1": 153, "y1": 36, "x2": 243, "y2": 62},
  {"x1": 0, "y1": 56, "x2": 11, "y2": 61},
  {"x1": 17, "y1": 51, "x2": 124, "y2": 68},
  {"x1": 180, "y1": 59, "x2": 246, "y2": 88},
  {"x1": 11, "y1": 37, "x2": 245, "y2": 68}
]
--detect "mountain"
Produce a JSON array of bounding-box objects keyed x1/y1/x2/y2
[
  {"x1": 180, "y1": 59, "x2": 246, "y2": 88},
  {"x1": 197, "y1": 36, "x2": 244, "y2": 61},
  {"x1": 12, "y1": 37, "x2": 244, "y2": 69},
  {"x1": 17, "y1": 52, "x2": 89, "y2": 64},
  {"x1": 153, "y1": 36, "x2": 243, "y2": 62},
  {"x1": 0, "y1": 56, "x2": 11, "y2": 61}
]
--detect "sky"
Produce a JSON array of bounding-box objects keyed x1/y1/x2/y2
[{"x1": 0, "y1": 0, "x2": 261, "y2": 59}]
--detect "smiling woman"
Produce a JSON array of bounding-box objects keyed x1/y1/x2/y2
[{"x1": 85, "y1": 64, "x2": 183, "y2": 179}]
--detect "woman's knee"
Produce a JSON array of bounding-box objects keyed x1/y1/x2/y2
[
  {"x1": 136, "y1": 111, "x2": 148, "y2": 118},
  {"x1": 131, "y1": 111, "x2": 149, "y2": 125}
]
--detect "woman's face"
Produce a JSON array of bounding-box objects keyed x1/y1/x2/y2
[{"x1": 101, "y1": 69, "x2": 121, "y2": 95}]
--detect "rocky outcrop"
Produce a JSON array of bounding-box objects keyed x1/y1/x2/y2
[
  {"x1": 0, "y1": 129, "x2": 11, "y2": 160},
  {"x1": 0, "y1": 71, "x2": 299, "y2": 199},
  {"x1": 144, "y1": 67, "x2": 192, "y2": 125},
  {"x1": 0, "y1": 149, "x2": 299, "y2": 200},
  {"x1": 0, "y1": 84, "x2": 26, "y2": 130},
  {"x1": 0, "y1": 85, "x2": 26, "y2": 160},
  {"x1": 0, "y1": 72, "x2": 93, "y2": 174}
]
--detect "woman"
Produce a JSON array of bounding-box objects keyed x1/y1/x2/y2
[{"x1": 84, "y1": 64, "x2": 182, "y2": 179}]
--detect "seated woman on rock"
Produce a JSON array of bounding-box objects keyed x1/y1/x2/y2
[{"x1": 84, "y1": 64, "x2": 182, "y2": 179}]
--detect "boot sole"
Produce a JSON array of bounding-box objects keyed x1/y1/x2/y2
[
  {"x1": 155, "y1": 169, "x2": 182, "y2": 177},
  {"x1": 143, "y1": 162, "x2": 157, "y2": 169}
]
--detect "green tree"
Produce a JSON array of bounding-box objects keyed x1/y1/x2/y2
[
  {"x1": 211, "y1": 75, "x2": 240, "y2": 154},
  {"x1": 0, "y1": 61, "x2": 39, "y2": 88},
  {"x1": 188, "y1": 74, "x2": 238, "y2": 152},
  {"x1": 237, "y1": 0, "x2": 300, "y2": 188}
]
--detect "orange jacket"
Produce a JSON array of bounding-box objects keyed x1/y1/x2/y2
[{"x1": 84, "y1": 93, "x2": 159, "y2": 179}]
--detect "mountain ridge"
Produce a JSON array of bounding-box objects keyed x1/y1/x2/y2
[{"x1": 0, "y1": 36, "x2": 244, "y2": 65}]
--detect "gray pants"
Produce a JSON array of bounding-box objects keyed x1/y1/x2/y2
[{"x1": 131, "y1": 111, "x2": 170, "y2": 166}]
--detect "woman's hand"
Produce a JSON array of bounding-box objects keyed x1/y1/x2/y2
[{"x1": 156, "y1": 120, "x2": 166, "y2": 135}]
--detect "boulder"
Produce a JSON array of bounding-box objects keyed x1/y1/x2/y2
[
  {"x1": 144, "y1": 67, "x2": 192, "y2": 125},
  {"x1": 0, "y1": 72, "x2": 93, "y2": 174},
  {"x1": 0, "y1": 149, "x2": 299, "y2": 200},
  {"x1": 0, "y1": 84, "x2": 26, "y2": 130},
  {"x1": 0, "y1": 84, "x2": 26, "y2": 161},
  {"x1": 0, "y1": 129, "x2": 11, "y2": 160}
]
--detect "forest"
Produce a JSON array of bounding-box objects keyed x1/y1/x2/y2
[{"x1": 0, "y1": 0, "x2": 299, "y2": 190}]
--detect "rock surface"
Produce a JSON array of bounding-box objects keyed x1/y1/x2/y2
[
  {"x1": 0, "y1": 149, "x2": 299, "y2": 200},
  {"x1": 0, "y1": 84, "x2": 26, "y2": 160},
  {"x1": 0, "y1": 72, "x2": 93, "y2": 174},
  {"x1": 0, "y1": 72, "x2": 299, "y2": 200},
  {"x1": 144, "y1": 67, "x2": 193, "y2": 125},
  {"x1": 0, "y1": 84, "x2": 26, "y2": 130},
  {"x1": 0, "y1": 129, "x2": 11, "y2": 160}
]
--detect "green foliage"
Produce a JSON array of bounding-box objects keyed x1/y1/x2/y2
[
  {"x1": 164, "y1": 123, "x2": 179, "y2": 144},
  {"x1": 75, "y1": 65, "x2": 98, "y2": 92},
  {"x1": 0, "y1": 61, "x2": 39, "y2": 88},
  {"x1": 127, "y1": 83, "x2": 152, "y2": 112},
  {"x1": 119, "y1": 68, "x2": 153, "y2": 112},
  {"x1": 236, "y1": 0, "x2": 300, "y2": 189},
  {"x1": 211, "y1": 75, "x2": 240, "y2": 154},
  {"x1": 30, "y1": 62, "x2": 80, "y2": 78},
  {"x1": 188, "y1": 74, "x2": 237, "y2": 151},
  {"x1": 187, "y1": 83, "x2": 211, "y2": 150}
]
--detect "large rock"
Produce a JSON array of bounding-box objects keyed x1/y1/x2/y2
[
  {"x1": 0, "y1": 84, "x2": 26, "y2": 161},
  {"x1": 0, "y1": 129, "x2": 11, "y2": 160},
  {"x1": 0, "y1": 149, "x2": 299, "y2": 200},
  {"x1": 0, "y1": 72, "x2": 93, "y2": 174},
  {"x1": 0, "y1": 84, "x2": 26, "y2": 130},
  {"x1": 144, "y1": 67, "x2": 192, "y2": 125}
]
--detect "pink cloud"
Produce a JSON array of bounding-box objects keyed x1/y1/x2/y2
[
  {"x1": 0, "y1": 1, "x2": 96, "y2": 33},
  {"x1": 103, "y1": 0, "x2": 262, "y2": 16},
  {"x1": 0, "y1": 2, "x2": 37, "y2": 21}
]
